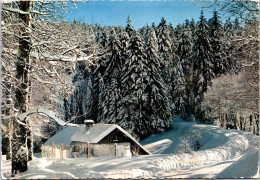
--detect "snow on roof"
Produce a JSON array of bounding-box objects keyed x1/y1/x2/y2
[
  {"x1": 45, "y1": 126, "x2": 78, "y2": 146},
  {"x1": 44, "y1": 123, "x2": 151, "y2": 155},
  {"x1": 115, "y1": 125, "x2": 151, "y2": 155},
  {"x1": 71, "y1": 123, "x2": 116, "y2": 143}
]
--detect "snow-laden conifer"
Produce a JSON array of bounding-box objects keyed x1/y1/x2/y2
[
  {"x1": 100, "y1": 26, "x2": 110, "y2": 48},
  {"x1": 209, "y1": 10, "x2": 227, "y2": 76},
  {"x1": 192, "y1": 11, "x2": 214, "y2": 119},
  {"x1": 145, "y1": 27, "x2": 172, "y2": 133},
  {"x1": 99, "y1": 29, "x2": 123, "y2": 124},
  {"x1": 194, "y1": 11, "x2": 214, "y2": 93},
  {"x1": 156, "y1": 17, "x2": 173, "y2": 82},
  {"x1": 126, "y1": 15, "x2": 134, "y2": 37},
  {"x1": 118, "y1": 31, "x2": 151, "y2": 139},
  {"x1": 176, "y1": 27, "x2": 194, "y2": 116}
]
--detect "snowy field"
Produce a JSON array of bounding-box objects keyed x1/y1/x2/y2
[{"x1": 1, "y1": 119, "x2": 259, "y2": 179}]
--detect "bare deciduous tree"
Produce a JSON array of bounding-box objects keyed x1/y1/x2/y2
[{"x1": 1, "y1": 1, "x2": 96, "y2": 173}]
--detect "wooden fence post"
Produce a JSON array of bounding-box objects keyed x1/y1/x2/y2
[
  {"x1": 47, "y1": 146, "x2": 49, "y2": 159},
  {"x1": 52, "y1": 142, "x2": 54, "y2": 159},
  {"x1": 41, "y1": 144, "x2": 43, "y2": 159},
  {"x1": 61, "y1": 143, "x2": 63, "y2": 159}
]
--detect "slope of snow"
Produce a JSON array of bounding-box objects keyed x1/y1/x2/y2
[
  {"x1": 141, "y1": 119, "x2": 229, "y2": 154},
  {"x1": 1, "y1": 119, "x2": 259, "y2": 179}
]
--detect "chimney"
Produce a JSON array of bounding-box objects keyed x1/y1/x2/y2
[{"x1": 84, "y1": 120, "x2": 95, "y2": 131}]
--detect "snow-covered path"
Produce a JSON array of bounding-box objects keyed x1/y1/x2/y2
[
  {"x1": 157, "y1": 158, "x2": 239, "y2": 178},
  {"x1": 1, "y1": 120, "x2": 259, "y2": 179}
]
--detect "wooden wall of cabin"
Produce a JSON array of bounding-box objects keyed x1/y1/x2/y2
[
  {"x1": 99, "y1": 129, "x2": 129, "y2": 144},
  {"x1": 99, "y1": 129, "x2": 148, "y2": 155}
]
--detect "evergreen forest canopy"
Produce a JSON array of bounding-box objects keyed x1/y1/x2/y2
[{"x1": 64, "y1": 11, "x2": 259, "y2": 140}]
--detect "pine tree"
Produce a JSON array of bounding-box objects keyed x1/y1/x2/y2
[
  {"x1": 100, "y1": 29, "x2": 123, "y2": 123},
  {"x1": 126, "y1": 15, "x2": 134, "y2": 37},
  {"x1": 97, "y1": 72, "x2": 106, "y2": 122},
  {"x1": 140, "y1": 24, "x2": 151, "y2": 44},
  {"x1": 118, "y1": 31, "x2": 151, "y2": 139},
  {"x1": 92, "y1": 56, "x2": 108, "y2": 122},
  {"x1": 174, "y1": 24, "x2": 183, "y2": 41},
  {"x1": 184, "y1": 19, "x2": 190, "y2": 28},
  {"x1": 169, "y1": 22, "x2": 178, "y2": 55},
  {"x1": 156, "y1": 17, "x2": 173, "y2": 83},
  {"x1": 209, "y1": 10, "x2": 226, "y2": 76},
  {"x1": 193, "y1": 11, "x2": 214, "y2": 119},
  {"x1": 119, "y1": 31, "x2": 130, "y2": 73},
  {"x1": 224, "y1": 18, "x2": 240, "y2": 73},
  {"x1": 190, "y1": 18, "x2": 197, "y2": 37},
  {"x1": 172, "y1": 61, "x2": 186, "y2": 118},
  {"x1": 94, "y1": 23, "x2": 102, "y2": 43},
  {"x1": 194, "y1": 11, "x2": 214, "y2": 92},
  {"x1": 100, "y1": 26, "x2": 110, "y2": 48},
  {"x1": 145, "y1": 27, "x2": 172, "y2": 134},
  {"x1": 176, "y1": 26, "x2": 193, "y2": 117}
]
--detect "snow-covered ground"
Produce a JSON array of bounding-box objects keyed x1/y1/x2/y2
[{"x1": 1, "y1": 119, "x2": 259, "y2": 179}]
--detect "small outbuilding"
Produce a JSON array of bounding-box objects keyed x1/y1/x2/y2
[{"x1": 44, "y1": 120, "x2": 151, "y2": 157}]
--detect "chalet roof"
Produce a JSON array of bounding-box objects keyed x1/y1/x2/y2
[
  {"x1": 71, "y1": 123, "x2": 118, "y2": 143},
  {"x1": 45, "y1": 126, "x2": 79, "y2": 146},
  {"x1": 44, "y1": 123, "x2": 151, "y2": 155}
]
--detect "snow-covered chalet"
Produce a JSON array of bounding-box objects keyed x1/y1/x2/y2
[{"x1": 44, "y1": 120, "x2": 151, "y2": 157}]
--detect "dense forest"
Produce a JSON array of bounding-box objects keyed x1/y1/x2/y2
[{"x1": 62, "y1": 11, "x2": 258, "y2": 140}]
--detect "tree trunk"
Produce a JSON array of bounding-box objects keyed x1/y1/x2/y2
[
  {"x1": 6, "y1": 95, "x2": 14, "y2": 160},
  {"x1": 12, "y1": 1, "x2": 31, "y2": 173},
  {"x1": 27, "y1": 121, "x2": 33, "y2": 161},
  {"x1": 6, "y1": 121, "x2": 13, "y2": 160}
]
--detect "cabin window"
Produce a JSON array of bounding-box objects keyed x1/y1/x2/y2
[{"x1": 113, "y1": 135, "x2": 119, "y2": 142}]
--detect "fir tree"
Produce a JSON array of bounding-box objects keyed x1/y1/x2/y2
[
  {"x1": 184, "y1": 19, "x2": 190, "y2": 28},
  {"x1": 193, "y1": 11, "x2": 214, "y2": 119},
  {"x1": 172, "y1": 61, "x2": 186, "y2": 118},
  {"x1": 177, "y1": 26, "x2": 193, "y2": 117},
  {"x1": 118, "y1": 31, "x2": 151, "y2": 139},
  {"x1": 224, "y1": 17, "x2": 240, "y2": 73},
  {"x1": 209, "y1": 10, "x2": 226, "y2": 76},
  {"x1": 100, "y1": 29, "x2": 123, "y2": 123},
  {"x1": 119, "y1": 31, "x2": 130, "y2": 69},
  {"x1": 190, "y1": 18, "x2": 197, "y2": 37},
  {"x1": 169, "y1": 22, "x2": 178, "y2": 54},
  {"x1": 145, "y1": 27, "x2": 172, "y2": 133},
  {"x1": 194, "y1": 11, "x2": 214, "y2": 92},
  {"x1": 156, "y1": 17, "x2": 173, "y2": 85},
  {"x1": 174, "y1": 24, "x2": 183, "y2": 41},
  {"x1": 100, "y1": 26, "x2": 110, "y2": 48},
  {"x1": 126, "y1": 15, "x2": 134, "y2": 37}
]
